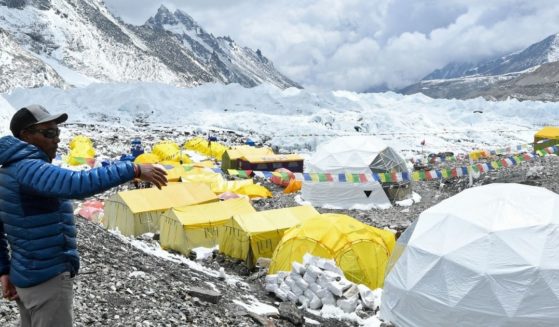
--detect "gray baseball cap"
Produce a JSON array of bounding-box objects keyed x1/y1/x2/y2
[{"x1": 10, "y1": 104, "x2": 68, "y2": 137}]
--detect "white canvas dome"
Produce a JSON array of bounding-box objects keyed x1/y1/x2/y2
[
  {"x1": 306, "y1": 135, "x2": 407, "y2": 174},
  {"x1": 381, "y1": 183, "x2": 559, "y2": 327}
]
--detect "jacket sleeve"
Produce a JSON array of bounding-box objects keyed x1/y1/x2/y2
[
  {"x1": 15, "y1": 160, "x2": 136, "y2": 199},
  {"x1": 0, "y1": 223, "x2": 9, "y2": 275}
]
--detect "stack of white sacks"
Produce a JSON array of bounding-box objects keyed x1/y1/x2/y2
[{"x1": 265, "y1": 254, "x2": 382, "y2": 313}]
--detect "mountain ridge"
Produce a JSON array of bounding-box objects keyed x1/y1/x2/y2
[
  {"x1": 0, "y1": 1, "x2": 300, "y2": 93},
  {"x1": 423, "y1": 33, "x2": 559, "y2": 80},
  {"x1": 401, "y1": 32, "x2": 559, "y2": 101}
]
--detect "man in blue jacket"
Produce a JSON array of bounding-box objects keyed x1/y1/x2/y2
[{"x1": 0, "y1": 105, "x2": 167, "y2": 326}]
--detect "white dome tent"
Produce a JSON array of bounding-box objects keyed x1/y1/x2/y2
[
  {"x1": 302, "y1": 136, "x2": 409, "y2": 209},
  {"x1": 306, "y1": 135, "x2": 408, "y2": 174},
  {"x1": 381, "y1": 183, "x2": 559, "y2": 327}
]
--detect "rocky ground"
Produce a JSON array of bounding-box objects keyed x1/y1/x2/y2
[{"x1": 1, "y1": 123, "x2": 558, "y2": 326}]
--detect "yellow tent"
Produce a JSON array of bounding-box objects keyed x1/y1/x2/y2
[
  {"x1": 66, "y1": 135, "x2": 96, "y2": 166},
  {"x1": 534, "y1": 126, "x2": 559, "y2": 150},
  {"x1": 221, "y1": 146, "x2": 274, "y2": 171},
  {"x1": 184, "y1": 137, "x2": 229, "y2": 160},
  {"x1": 269, "y1": 213, "x2": 395, "y2": 289},
  {"x1": 159, "y1": 198, "x2": 256, "y2": 255},
  {"x1": 468, "y1": 149, "x2": 490, "y2": 161},
  {"x1": 152, "y1": 141, "x2": 192, "y2": 163},
  {"x1": 134, "y1": 153, "x2": 161, "y2": 164},
  {"x1": 103, "y1": 183, "x2": 218, "y2": 236},
  {"x1": 163, "y1": 165, "x2": 208, "y2": 183},
  {"x1": 69, "y1": 135, "x2": 93, "y2": 149},
  {"x1": 179, "y1": 167, "x2": 224, "y2": 185},
  {"x1": 219, "y1": 205, "x2": 319, "y2": 267},
  {"x1": 164, "y1": 166, "x2": 254, "y2": 194},
  {"x1": 162, "y1": 164, "x2": 222, "y2": 183}
]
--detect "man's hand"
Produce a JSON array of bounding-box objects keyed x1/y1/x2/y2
[
  {"x1": 137, "y1": 164, "x2": 168, "y2": 189},
  {"x1": 1, "y1": 274, "x2": 18, "y2": 301}
]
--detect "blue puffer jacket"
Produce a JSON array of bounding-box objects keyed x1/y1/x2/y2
[{"x1": 0, "y1": 136, "x2": 135, "y2": 288}]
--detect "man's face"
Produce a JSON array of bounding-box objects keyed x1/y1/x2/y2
[{"x1": 20, "y1": 121, "x2": 60, "y2": 161}]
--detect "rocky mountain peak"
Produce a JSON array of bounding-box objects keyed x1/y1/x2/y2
[
  {"x1": 0, "y1": 1, "x2": 300, "y2": 91},
  {"x1": 146, "y1": 6, "x2": 203, "y2": 34},
  {"x1": 146, "y1": 5, "x2": 178, "y2": 27},
  {"x1": 543, "y1": 33, "x2": 559, "y2": 61},
  {"x1": 402, "y1": 32, "x2": 559, "y2": 101},
  {"x1": 174, "y1": 9, "x2": 199, "y2": 31},
  {"x1": 423, "y1": 32, "x2": 559, "y2": 81}
]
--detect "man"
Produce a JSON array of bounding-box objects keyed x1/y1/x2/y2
[{"x1": 0, "y1": 105, "x2": 167, "y2": 326}]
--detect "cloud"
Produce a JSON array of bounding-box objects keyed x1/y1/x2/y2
[{"x1": 104, "y1": 0, "x2": 559, "y2": 91}]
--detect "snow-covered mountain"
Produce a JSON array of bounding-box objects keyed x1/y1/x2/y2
[
  {"x1": 140, "y1": 6, "x2": 299, "y2": 89},
  {"x1": 401, "y1": 33, "x2": 559, "y2": 101},
  {"x1": 0, "y1": 27, "x2": 67, "y2": 90},
  {"x1": 424, "y1": 33, "x2": 559, "y2": 80},
  {"x1": 0, "y1": 0, "x2": 300, "y2": 92}
]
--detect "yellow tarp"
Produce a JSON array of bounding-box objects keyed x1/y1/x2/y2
[
  {"x1": 235, "y1": 184, "x2": 272, "y2": 199},
  {"x1": 269, "y1": 213, "x2": 396, "y2": 289},
  {"x1": 66, "y1": 135, "x2": 95, "y2": 166},
  {"x1": 166, "y1": 167, "x2": 252, "y2": 194},
  {"x1": 103, "y1": 183, "x2": 218, "y2": 236},
  {"x1": 160, "y1": 198, "x2": 256, "y2": 255},
  {"x1": 164, "y1": 166, "x2": 210, "y2": 183},
  {"x1": 134, "y1": 153, "x2": 160, "y2": 164},
  {"x1": 219, "y1": 205, "x2": 319, "y2": 267},
  {"x1": 535, "y1": 126, "x2": 559, "y2": 140},
  {"x1": 184, "y1": 137, "x2": 229, "y2": 160},
  {"x1": 163, "y1": 163, "x2": 220, "y2": 182},
  {"x1": 152, "y1": 141, "x2": 191, "y2": 163},
  {"x1": 178, "y1": 168, "x2": 225, "y2": 187}
]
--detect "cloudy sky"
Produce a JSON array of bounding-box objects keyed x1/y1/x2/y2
[{"x1": 104, "y1": 0, "x2": 559, "y2": 92}]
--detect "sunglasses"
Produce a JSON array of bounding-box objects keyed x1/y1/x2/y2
[{"x1": 27, "y1": 127, "x2": 61, "y2": 139}]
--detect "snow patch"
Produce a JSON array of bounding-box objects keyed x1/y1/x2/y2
[
  {"x1": 108, "y1": 229, "x2": 247, "y2": 288},
  {"x1": 233, "y1": 295, "x2": 279, "y2": 316}
]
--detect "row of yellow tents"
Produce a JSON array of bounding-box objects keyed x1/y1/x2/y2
[
  {"x1": 101, "y1": 182, "x2": 395, "y2": 289},
  {"x1": 134, "y1": 141, "x2": 193, "y2": 166}
]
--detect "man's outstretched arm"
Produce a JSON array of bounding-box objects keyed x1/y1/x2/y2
[{"x1": 15, "y1": 160, "x2": 167, "y2": 199}]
